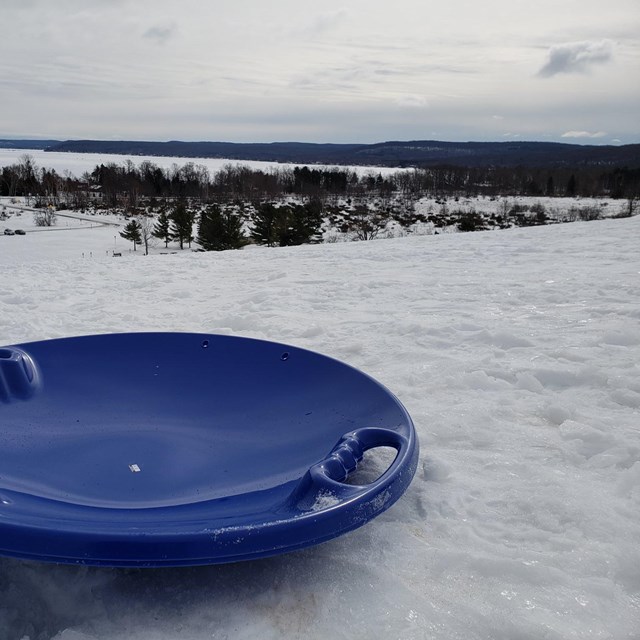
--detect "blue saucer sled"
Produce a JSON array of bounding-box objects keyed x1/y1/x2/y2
[{"x1": 0, "y1": 333, "x2": 418, "y2": 567}]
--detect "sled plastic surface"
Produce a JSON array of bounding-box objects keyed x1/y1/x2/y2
[{"x1": 0, "y1": 333, "x2": 418, "y2": 567}]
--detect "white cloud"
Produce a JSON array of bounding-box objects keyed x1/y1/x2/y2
[
  {"x1": 561, "y1": 130, "x2": 607, "y2": 139},
  {"x1": 395, "y1": 94, "x2": 428, "y2": 108},
  {"x1": 538, "y1": 40, "x2": 613, "y2": 77}
]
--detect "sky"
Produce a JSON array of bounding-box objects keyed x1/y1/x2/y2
[{"x1": 1, "y1": 0, "x2": 639, "y2": 145}]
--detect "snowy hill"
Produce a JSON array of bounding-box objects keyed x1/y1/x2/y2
[{"x1": 1, "y1": 216, "x2": 639, "y2": 639}]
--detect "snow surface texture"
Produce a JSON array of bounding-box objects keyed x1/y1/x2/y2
[{"x1": 1, "y1": 215, "x2": 639, "y2": 639}]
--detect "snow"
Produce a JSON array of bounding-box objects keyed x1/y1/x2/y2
[
  {"x1": 1, "y1": 214, "x2": 639, "y2": 639},
  {"x1": 0, "y1": 148, "x2": 403, "y2": 178},
  {"x1": 309, "y1": 490, "x2": 342, "y2": 512}
]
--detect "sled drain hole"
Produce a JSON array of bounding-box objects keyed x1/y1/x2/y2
[{"x1": 344, "y1": 446, "x2": 398, "y2": 486}]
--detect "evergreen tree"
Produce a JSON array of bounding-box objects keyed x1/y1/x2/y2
[
  {"x1": 250, "y1": 201, "x2": 323, "y2": 247},
  {"x1": 250, "y1": 202, "x2": 280, "y2": 246},
  {"x1": 169, "y1": 201, "x2": 195, "y2": 249},
  {"x1": 197, "y1": 204, "x2": 248, "y2": 251},
  {"x1": 120, "y1": 219, "x2": 142, "y2": 251},
  {"x1": 277, "y1": 202, "x2": 323, "y2": 246},
  {"x1": 152, "y1": 209, "x2": 171, "y2": 247},
  {"x1": 457, "y1": 210, "x2": 486, "y2": 232},
  {"x1": 545, "y1": 175, "x2": 555, "y2": 197}
]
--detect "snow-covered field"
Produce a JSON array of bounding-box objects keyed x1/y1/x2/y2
[
  {"x1": 0, "y1": 148, "x2": 403, "y2": 178},
  {"x1": 1, "y1": 215, "x2": 639, "y2": 639}
]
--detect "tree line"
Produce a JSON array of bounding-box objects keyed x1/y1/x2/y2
[{"x1": 2, "y1": 155, "x2": 639, "y2": 209}]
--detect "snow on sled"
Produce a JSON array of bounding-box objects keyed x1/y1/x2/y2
[{"x1": 0, "y1": 333, "x2": 418, "y2": 567}]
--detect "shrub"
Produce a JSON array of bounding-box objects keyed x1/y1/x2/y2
[
  {"x1": 578, "y1": 206, "x2": 601, "y2": 221},
  {"x1": 456, "y1": 209, "x2": 487, "y2": 232},
  {"x1": 509, "y1": 203, "x2": 529, "y2": 215}
]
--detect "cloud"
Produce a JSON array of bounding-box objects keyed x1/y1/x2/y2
[
  {"x1": 143, "y1": 23, "x2": 177, "y2": 45},
  {"x1": 561, "y1": 130, "x2": 607, "y2": 139},
  {"x1": 395, "y1": 94, "x2": 428, "y2": 108},
  {"x1": 538, "y1": 40, "x2": 613, "y2": 77}
]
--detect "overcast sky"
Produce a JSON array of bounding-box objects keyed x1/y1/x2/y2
[{"x1": 1, "y1": 0, "x2": 638, "y2": 144}]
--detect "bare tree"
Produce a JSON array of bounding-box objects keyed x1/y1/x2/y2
[
  {"x1": 349, "y1": 204, "x2": 389, "y2": 241},
  {"x1": 138, "y1": 215, "x2": 156, "y2": 255},
  {"x1": 33, "y1": 207, "x2": 57, "y2": 227}
]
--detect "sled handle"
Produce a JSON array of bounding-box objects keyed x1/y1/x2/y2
[
  {"x1": 306, "y1": 427, "x2": 410, "y2": 500},
  {"x1": 310, "y1": 427, "x2": 408, "y2": 483},
  {"x1": 0, "y1": 347, "x2": 40, "y2": 403}
]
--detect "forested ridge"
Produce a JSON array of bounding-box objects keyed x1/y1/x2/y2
[{"x1": 2, "y1": 138, "x2": 639, "y2": 168}]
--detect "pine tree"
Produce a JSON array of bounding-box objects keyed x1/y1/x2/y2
[
  {"x1": 152, "y1": 209, "x2": 171, "y2": 247},
  {"x1": 169, "y1": 201, "x2": 195, "y2": 250},
  {"x1": 197, "y1": 204, "x2": 248, "y2": 251},
  {"x1": 250, "y1": 201, "x2": 323, "y2": 247},
  {"x1": 277, "y1": 202, "x2": 323, "y2": 246},
  {"x1": 545, "y1": 175, "x2": 555, "y2": 197},
  {"x1": 296, "y1": 200, "x2": 323, "y2": 244},
  {"x1": 120, "y1": 219, "x2": 142, "y2": 251},
  {"x1": 250, "y1": 202, "x2": 280, "y2": 246}
]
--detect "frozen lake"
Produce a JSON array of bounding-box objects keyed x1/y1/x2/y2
[{"x1": 0, "y1": 148, "x2": 405, "y2": 180}]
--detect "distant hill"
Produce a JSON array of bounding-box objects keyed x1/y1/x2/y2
[
  {"x1": 0, "y1": 139, "x2": 61, "y2": 150},
  {"x1": 2, "y1": 138, "x2": 639, "y2": 168}
]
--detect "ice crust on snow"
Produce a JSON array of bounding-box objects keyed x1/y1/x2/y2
[{"x1": 1, "y1": 211, "x2": 639, "y2": 639}]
